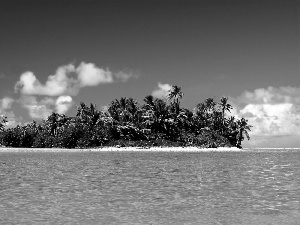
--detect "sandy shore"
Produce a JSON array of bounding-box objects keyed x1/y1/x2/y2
[{"x1": 0, "y1": 146, "x2": 244, "y2": 152}]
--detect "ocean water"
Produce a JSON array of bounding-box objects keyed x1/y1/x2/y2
[{"x1": 0, "y1": 150, "x2": 300, "y2": 224}]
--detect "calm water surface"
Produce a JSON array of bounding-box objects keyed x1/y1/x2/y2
[{"x1": 0, "y1": 150, "x2": 300, "y2": 224}]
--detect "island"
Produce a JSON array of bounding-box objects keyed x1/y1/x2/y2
[{"x1": 0, "y1": 85, "x2": 252, "y2": 150}]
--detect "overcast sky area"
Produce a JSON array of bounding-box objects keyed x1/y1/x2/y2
[{"x1": 0, "y1": 0, "x2": 299, "y2": 148}]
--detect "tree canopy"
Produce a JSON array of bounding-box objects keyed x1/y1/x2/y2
[{"x1": 0, "y1": 86, "x2": 252, "y2": 149}]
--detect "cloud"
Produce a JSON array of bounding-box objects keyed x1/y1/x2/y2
[
  {"x1": 55, "y1": 96, "x2": 73, "y2": 114},
  {"x1": 232, "y1": 86, "x2": 300, "y2": 147},
  {"x1": 114, "y1": 71, "x2": 137, "y2": 82},
  {"x1": 20, "y1": 96, "x2": 54, "y2": 120},
  {"x1": 4, "y1": 62, "x2": 137, "y2": 125},
  {"x1": 0, "y1": 97, "x2": 22, "y2": 128},
  {"x1": 14, "y1": 62, "x2": 135, "y2": 96},
  {"x1": 77, "y1": 62, "x2": 113, "y2": 87},
  {"x1": 0, "y1": 111, "x2": 20, "y2": 128},
  {"x1": 240, "y1": 103, "x2": 300, "y2": 137},
  {"x1": 152, "y1": 82, "x2": 172, "y2": 99},
  {"x1": 15, "y1": 64, "x2": 79, "y2": 96},
  {"x1": 12, "y1": 62, "x2": 136, "y2": 120},
  {"x1": 19, "y1": 95, "x2": 74, "y2": 120},
  {"x1": 236, "y1": 86, "x2": 300, "y2": 105},
  {"x1": 1, "y1": 97, "x2": 14, "y2": 110}
]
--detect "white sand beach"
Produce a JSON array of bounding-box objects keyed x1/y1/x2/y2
[{"x1": 0, "y1": 146, "x2": 243, "y2": 153}]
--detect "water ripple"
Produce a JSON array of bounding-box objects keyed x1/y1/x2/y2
[{"x1": 0, "y1": 151, "x2": 300, "y2": 224}]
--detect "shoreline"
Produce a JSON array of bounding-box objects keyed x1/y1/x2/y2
[
  {"x1": 0, "y1": 147, "x2": 299, "y2": 153},
  {"x1": 0, "y1": 146, "x2": 244, "y2": 153}
]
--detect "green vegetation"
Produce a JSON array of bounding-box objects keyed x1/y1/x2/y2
[{"x1": 0, "y1": 85, "x2": 252, "y2": 149}]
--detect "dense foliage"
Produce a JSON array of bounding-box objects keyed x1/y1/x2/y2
[{"x1": 0, "y1": 85, "x2": 252, "y2": 148}]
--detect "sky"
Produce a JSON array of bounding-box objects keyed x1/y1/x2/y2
[{"x1": 0, "y1": 0, "x2": 299, "y2": 148}]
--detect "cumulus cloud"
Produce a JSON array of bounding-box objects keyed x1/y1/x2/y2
[
  {"x1": 236, "y1": 86, "x2": 300, "y2": 105},
  {"x1": 15, "y1": 64, "x2": 78, "y2": 96},
  {"x1": 232, "y1": 86, "x2": 300, "y2": 147},
  {"x1": 55, "y1": 96, "x2": 73, "y2": 114},
  {"x1": 77, "y1": 62, "x2": 113, "y2": 87},
  {"x1": 19, "y1": 95, "x2": 74, "y2": 120},
  {"x1": 0, "y1": 111, "x2": 20, "y2": 128},
  {"x1": 20, "y1": 96, "x2": 54, "y2": 120},
  {"x1": 12, "y1": 62, "x2": 136, "y2": 120},
  {"x1": 1, "y1": 97, "x2": 14, "y2": 110},
  {"x1": 240, "y1": 103, "x2": 300, "y2": 136},
  {"x1": 14, "y1": 62, "x2": 135, "y2": 96},
  {"x1": 152, "y1": 82, "x2": 172, "y2": 99},
  {"x1": 0, "y1": 97, "x2": 22, "y2": 128}
]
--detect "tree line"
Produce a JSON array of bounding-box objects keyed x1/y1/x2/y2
[{"x1": 0, "y1": 85, "x2": 252, "y2": 149}]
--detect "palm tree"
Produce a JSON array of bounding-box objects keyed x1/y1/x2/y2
[
  {"x1": 218, "y1": 97, "x2": 233, "y2": 134},
  {"x1": 143, "y1": 95, "x2": 155, "y2": 111},
  {"x1": 0, "y1": 115, "x2": 8, "y2": 146},
  {"x1": 108, "y1": 97, "x2": 140, "y2": 125},
  {"x1": 167, "y1": 85, "x2": 183, "y2": 115},
  {"x1": 0, "y1": 115, "x2": 7, "y2": 131},
  {"x1": 76, "y1": 102, "x2": 101, "y2": 127},
  {"x1": 219, "y1": 97, "x2": 232, "y2": 120},
  {"x1": 194, "y1": 98, "x2": 217, "y2": 130},
  {"x1": 204, "y1": 98, "x2": 216, "y2": 113},
  {"x1": 47, "y1": 112, "x2": 60, "y2": 136},
  {"x1": 126, "y1": 98, "x2": 142, "y2": 126},
  {"x1": 142, "y1": 96, "x2": 171, "y2": 137},
  {"x1": 142, "y1": 95, "x2": 156, "y2": 134},
  {"x1": 19, "y1": 121, "x2": 39, "y2": 147},
  {"x1": 107, "y1": 97, "x2": 144, "y2": 141},
  {"x1": 176, "y1": 107, "x2": 193, "y2": 134},
  {"x1": 88, "y1": 103, "x2": 101, "y2": 127},
  {"x1": 236, "y1": 118, "x2": 252, "y2": 148}
]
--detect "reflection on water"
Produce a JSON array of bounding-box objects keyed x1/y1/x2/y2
[{"x1": 0, "y1": 151, "x2": 300, "y2": 224}]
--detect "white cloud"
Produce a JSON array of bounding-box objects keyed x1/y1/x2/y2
[
  {"x1": 240, "y1": 103, "x2": 300, "y2": 136},
  {"x1": 5, "y1": 119, "x2": 21, "y2": 128},
  {"x1": 114, "y1": 71, "x2": 137, "y2": 82},
  {"x1": 15, "y1": 62, "x2": 135, "y2": 97},
  {"x1": 0, "y1": 97, "x2": 22, "y2": 128},
  {"x1": 4, "y1": 62, "x2": 136, "y2": 125},
  {"x1": 1, "y1": 97, "x2": 14, "y2": 110},
  {"x1": 20, "y1": 96, "x2": 53, "y2": 120},
  {"x1": 1, "y1": 111, "x2": 21, "y2": 128},
  {"x1": 237, "y1": 86, "x2": 300, "y2": 105},
  {"x1": 77, "y1": 62, "x2": 113, "y2": 87},
  {"x1": 233, "y1": 86, "x2": 300, "y2": 148},
  {"x1": 15, "y1": 64, "x2": 78, "y2": 96},
  {"x1": 152, "y1": 82, "x2": 172, "y2": 99},
  {"x1": 55, "y1": 96, "x2": 73, "y2": 114},
  {"x1": 19, "y1": 95, "x2": 74, "y2": 120}
]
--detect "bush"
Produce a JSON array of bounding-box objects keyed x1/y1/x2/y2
[{"x1": 196, "y1": 129, "x2": 232, "y2": 148}]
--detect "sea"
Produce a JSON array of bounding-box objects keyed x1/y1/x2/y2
[{"x1": 0, "y1": 149, "x2": 300, "y2": 224}]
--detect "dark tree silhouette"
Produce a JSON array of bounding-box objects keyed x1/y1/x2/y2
[{"x1": 0, "y1": 85, "x2": 252, "y2": 149}]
